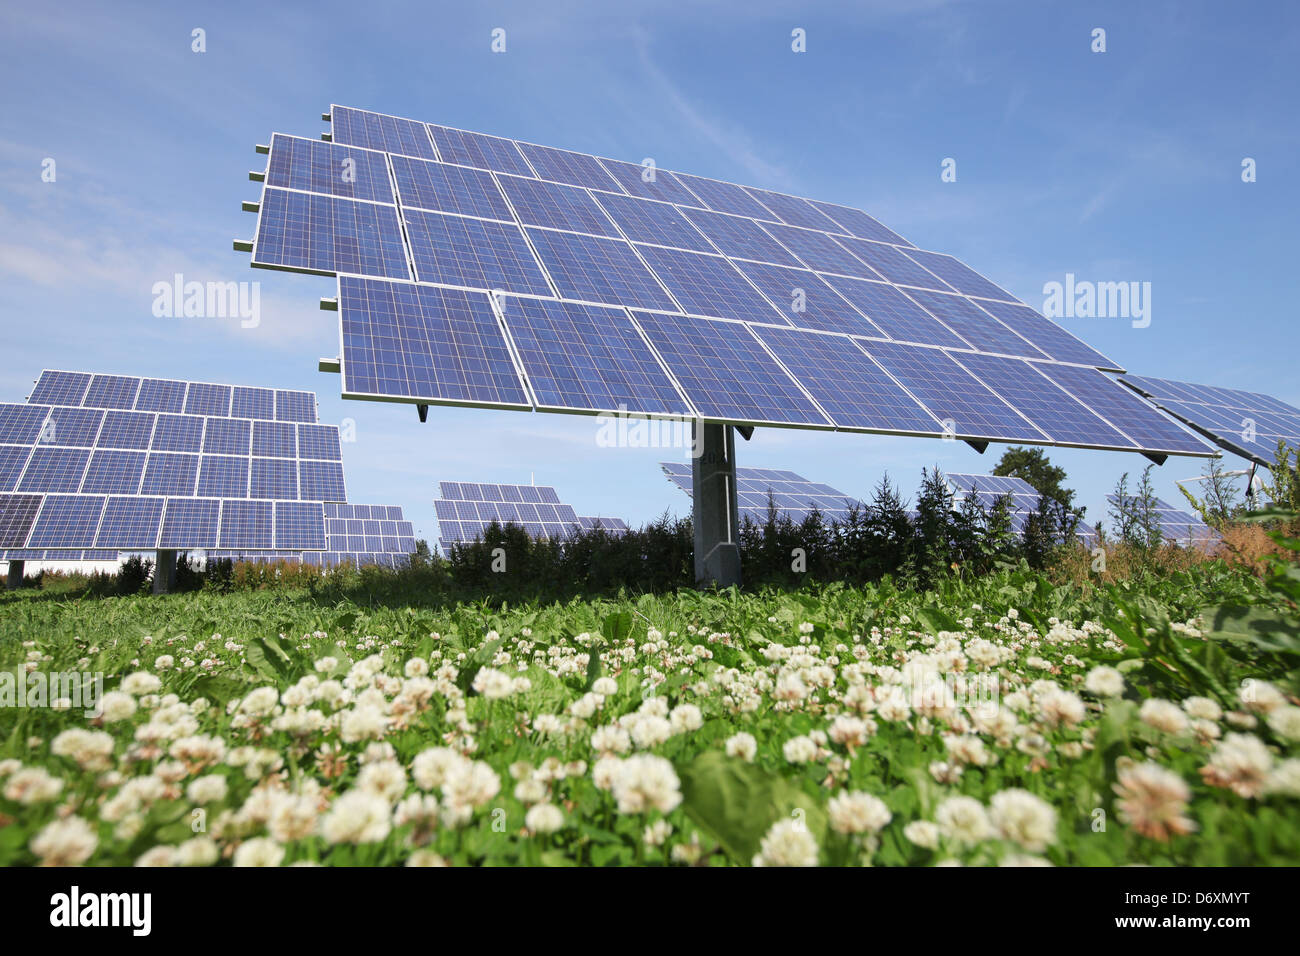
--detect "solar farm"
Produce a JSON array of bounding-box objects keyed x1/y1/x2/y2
[{"x1": 3, "y1": 53, "x2": 1299, "y2": 880}]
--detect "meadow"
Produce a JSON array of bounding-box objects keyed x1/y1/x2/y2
[{"x1": 2, "y1": 543, "x2": 1298, "y2": 867}]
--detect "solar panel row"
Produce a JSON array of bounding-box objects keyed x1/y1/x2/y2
[
  {"x1": 1119, "y1": 376, "x2": 1300, "y2": 468},
  {"x1": 660, "y1": 462, "x2": 866, "y2": 525},
  {"x1": 239, "y1": 111, "x2": 1208, "y2": 460},
  {"x1": 433, "y1": 480, "x2": 625, "y2": 550}
]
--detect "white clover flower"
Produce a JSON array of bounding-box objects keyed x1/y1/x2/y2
[
  {"x1": 3, "y1": 767, "x2": 63, "y2": 804},
  {"x1": 98, "y1": 691, "x2": 137, "y2": 723},
  {"x1": 472, "y1": 667, "x2": 515, "y2": 699},
  {"x1": 591, "y1": 724, "x2": 632, "y2": 755},
  {"x1": 1139, "y1": 699, "x2": 1190, "y2": 735},
  {"x1": 1240, "y1": 680, "x2": 1286, "y2": 715},
  {"x1": 525, "y1": 803, "x2": 565, "y2": 834},
  {"x1": 412, "y1": 747, "x2": 469, "y2": 791},
  {"x1": 30, "y1": 816, "x2": 97, "y2": 866},
  {"x1": 752, "y1": 818, "x2": 819, "y2": 867},
  {"x1": 154, "y1": 655, "x2": 174, "y2": 670},
  {"x1": 1265, "y1": 759, "x2": 1300, "y2": 797},
  {"x1": 175, "y1": 836, "x2": 220, "y2": 867},
  {"x1": 828, "y1": 791, "x2": 891, "y2": 835},
  {"x1": 233, "y1": 837, "x2": 285, "y2": 867},
  {"x1": 1267, "y1": 706, "x2": 1300, "y2": 742},
  {"x1": 782, "y1": 735, "x2": 818, "y2": 764},
  {"x1": 1199, "y1": 733, "x2": 1273, "y2": 798},
  {"x1": 935, "y1": 796, "x2": 992, "y2": 846},
  {"x1": 628, "y1": 715, "x2": 672, "y2": 750},
  {"x1": 135, "y1": 846, "x2": 176, "y2": 867},
  {"x1": 903, "y1": 820, "x2": 941, "y2": 849},
  {"x1": 592, "y1": 677, "x2": 618, "y2": 696},
  {"x1": 357, "y1": 760, "x2": 408, "y2": 802},
  {"x1": 121, "y1": 672, "x2": 162, "y2": 696},
  {"x1": 1084, "y1": 666, "x2": 1124, "y2": 697},
  {"x1": 238, "y1": 686, "x2": 280, "y2": 717},
  {"x1": 406, "y1": 850, "x2": 449, "y2": 867},
  {"x1": 725, "y1": 732, "x2": 757, "y2": 762},
  {"x1": 669, "y1": 704, "x2": 703, "y2": 734},
  {"x1": 828, "y1": 715, "x2": 874, "y2": 748},
  {"x1": 643, "y1": 819, "x2": 673, "y2": 846},
  {"x1": 321, "y1": 790, "x2": 393, "y2": 844},
  {"x1": 1183, "y1": 696, "x2": 1223, "y2": 721},
  {"x1": 186, "y1": 774, "x2": 228, "y2": 805},
  {"x1": 609, "y1": 755, "x2": 682, "y2": 814},
  {"x1": 989, "y1": 789, "x2": 1057, "y2": 853}
]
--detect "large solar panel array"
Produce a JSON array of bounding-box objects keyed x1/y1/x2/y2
[
  {"x1": 434, "y1": 480, "x2": 626, "y2": 551},
  {"x1": 1104, "y1": 494, "x2": 1216, "y2": 548},
  {"x1": 0, "y1": 370, "x2": 413, "y2": 567},
  {"x1": 946, "y1": 473, "x2": 1099, "y2": 547},
  {"x1": 1119, "y1": 376, "x2": 1300, "y2": 468},
  {"x1": 660, "y1": 462, "x2": 865, "y2": 525},
  {"x1": 237, "y1": 106, "x2": 1214, "y2": 459}
]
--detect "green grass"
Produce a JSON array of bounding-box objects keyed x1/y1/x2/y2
[{"x1": 1, "y1": 562, "x2": 1297, "y2": 866}]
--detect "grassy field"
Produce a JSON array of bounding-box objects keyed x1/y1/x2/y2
[{"x1": 2, "y1": 559, "x2": 1298, "y2": 866}]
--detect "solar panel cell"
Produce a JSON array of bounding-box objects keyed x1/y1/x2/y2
[
  {"x1": 632, "y1": 313, "x2": 830, "y2": 426},
  {"x1": 744, "y1": 188, "x2": 842, "y2": 231},
  {"x1": 973, "y1": 300, "x2": 1119, "y2": 369},
  {"x1": 275, "y1": 391, "x2": 316, "y2": 423},
  {"x1": 184, "y1": 383, "x2": 232, "y2": 418},
  {"x1": 836, "y1": 237, "x2": 949, "y2": 290},
  {"x1": 266, "y1": 133, "x2": 395, "y2": 203},
  {"x1": 904, "y1": 289, "x2": 1044, "y2": 359},
  {"x1": 202, "y1": 418, "x2": 251, "y2": 456},
  {"x1": 498, "y1": 296, "x2": 691, "y2": 415},
  {"x1": 391, "y1": 155, "x2": 513, "y2": 220},
  {"x1": 338, "y1": 278, "x2": 530, "y2": 407},
  {"x1": 297, "y1": 424, "x2": 342, "y2": 460},
  {"x1": 525, "y1": 229, "x2": 675, "y2": 310},
  {"x1": 804, "y1": 202, "x2": 912, "y2": 245},
  {"x1": 41, "y1": 407, "x2": 104, "y2": 446},
  {"x1": 405, "y1": 210, "x2": 552, "y2": 294},
  {"x1": 254, "y1": 188, "x2": 410, "y2": 279},
  {"x1": 0, "y1": 446, "x2": 30, "y2": 492}
]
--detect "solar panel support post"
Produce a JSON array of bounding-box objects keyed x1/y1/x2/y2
[
  {"x1": 5, "y1": 561, "x2": 24, "y2": 590},
  {"x1": 691, "y1": 422, "x2": 743, "y2": 589},
  {"x1": 152, "y1": 550, "x2": 177, "y2": 595}
]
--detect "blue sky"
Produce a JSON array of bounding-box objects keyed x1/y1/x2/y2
[{"x1": 2, "y1": 0, "x2": 1297, "y2": 544}]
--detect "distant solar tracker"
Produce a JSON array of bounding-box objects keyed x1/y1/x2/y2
[
  {"x1": 946, "y1": 473, "x2": 1099, "y2": 547},
  {"x1": 1104, "y1": 493, "x2": 1216, "y2": 548},
  {"x1": 661, "y1": 462, "x2": 864, "y2": 525},
  {"x1": 235, "y1": 105, "x2": 1217, "y2": 462},
  {"x1": 0, "y1": 370, "x2": 412, "y2": 571},
  {"x1": 433, "y1": 480, "x2": 624, "y2": 551},
  {"x1": 1119, "y1": 376, "x2": 1300, "y2": 468}
]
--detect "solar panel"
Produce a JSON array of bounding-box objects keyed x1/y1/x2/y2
[
  {"x1": 231, "y1": 386, "x2": 276, "y2": 421},
  {"x1": 185, "y1": 383, "x2": 232, "y2": 418},
  {"x1": 434, "y1": 480, "x2": 623, "y2": 549},
  {"x1": 266, "y1": 133, "x2": 395, "y2": 203},
  {"x1": 297, "y1": 423, "x2": 342, "y2": 460},
  {"x1": 405, "y1": 209, "x2": 552, "y2": 294},
  {"x1": 0, "y1": 405, "x2": 50, "y2": 445},
  {"x1": 526, "y1": 229, "x2": 676, "y2": 310},
  {"x1": 197, "y1": 456, "x2": 249, "y2": 497},
  {"x1": 135, "y1": 379, "x2": 187, "y2": 414},
  {"x1": 140, "y1": 453, "x2": 198, "y2": 496},
  {"x1": 732, "y1": 261, "x2": 874, "y2": 336},
  {"x1": 389, "y1": 155, "x2": 513, "y2": 221},
  {"x1": 427, "y1": 124, "x2": 533, "y2": 176},
  {"x1": 253, "y1": 188, "x2": 409, "y2": 279},
  {"x1": 253, "y1": 420, "x2": 297, "y2": 458},
  {"x1": 748, "y1": 326, "x2": 943, "y2": 434},
  {"x1": 515, "y1": 142, "x2": 621, "y2": 191},
  {"x1": 0, "y1": 446, "x2": 31, "y2": 492},
  {"x1": 744, "y1": 188, "x2": 842, "y2": 231},
  {"x1": 822, "y1": 276, "x2": 967, "y2": 348},
  {"x1": 29, "y1": 371, "x2": 91, "y2": 406},
  {"x1": 632, "y1": 313, "x2": 831, "y2": 427},
  {"x1": 159, "y1": 498, "x2": 220, "y2": 548},
  {"x1": 593, "y1": 193, "x2": 713, "y2": 251},
  {"x1": 275, "y1": 390, "x2": 317, "y2": 423},
  {"x1": 948, "y1": 473, "x2": 1098, "y2": 547},
  {"x1": 19, "y1": 447, "x2": 90, "y2": 493},
  {"x1": 81, "y1": 450, "x2": 146, "y2": 495},
  {"x1": 1118, "y1": 376, "x2": 1300, "y2": 467},
  {"x1": 95, "y1": 496, "x2": 163, "y2": 548},
  {"x1": 598, "y1": 159, "x2": 698, "y2": 204},
  {"x1": 496, "y1": 174, "x2": 619, "y2": 236},
  {"x1": 40, "y1": 406, "x2": 103, "y2": 446},
  {"x1": 299, "y1": 460, "x2": 347, "y2": 501},
  {"x1": 857, "y1": 341, "x2": 1048, "y2": 442},
  {"x1": 237, "y1": 105, "x2": 1219, "y2": 461},
  {"x1": 28, "y1": 496, "x2": 106, "y2": 548},
  {"x1": 202, "y1": 418, "x2": 252, "y2": 456},
  {"x1": 275, "y1": 501, "x2": 326, "y2": 550},
  {"x1": 97, "y1": 411, "x2": 156, "y2": 450},
  {"x1": 84, "y1": 374, "x2": 140, "y2": 410},
  {"x1": 901, "y1": 249, "x2": 1015, "y2": 302},
  {"x1": 219, "y1": 500, "x2": 273, "y2": 549},
  {"x1": 0, "y1": 494, "x2": 42, "y2": 547},
  {"x1": 974, "y1": 300, "x2": 1118, "y2": 370},
  {"x1": 661, "y1": 461, "x2": 866, "y2": 525},
  {"x1": 948, "y1": 352, "x2": 1136, "y2": 449},
  {"x1": 151, "y1": 414, "x2": 205, "y2": 452},
  {"x1": 330, "y1": 105, "x2": 436, "y2": 159},
  {"x1": 497, "y1": 296, "x2": 692, "y2": 416},
  {"x1": 763, "y1": 222, "x2": 883, "y2": 279},
  {"x1": 835, "y1": 237, "x2": 951, "y2": 290},
  {"x1": 1037, "y1": 365, "x2": 1210, "y2": 455},
  {"x1": 250, "y1": 458, "x2": 297, "y2": 499},
  {"x1": 904, "y1": 290, "x2": 1045, "y2": 359},
  {"x1": 633, "y1": 245, "x2": 784, "y2": 323},
  {"x1": 1105, "y1": 494, "x2": 1216, "y2": 547},
  {"x1": 337, "y1": 277, "x2": 530, "y2": 407},
  {"x1": 677, "y1": 207, "x2": 802, "y2": 266}
]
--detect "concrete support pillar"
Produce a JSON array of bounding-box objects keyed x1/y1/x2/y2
[
  {"x1": 5, "y1": 560, "x2": 25, "y2": 590},
  {"x1": 691, "y1": 422, "x2": 743, "y2": 588},
  {"x1": 152, "y1": 550, "x2": 177, "y2": 594}
]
